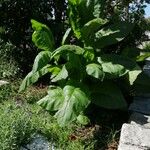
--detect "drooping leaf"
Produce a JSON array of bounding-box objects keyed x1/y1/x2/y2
[
  {"x1": 128, "y1": 65, "x2": 142, "y2": 85},
  {"x1": 37, "y1": 86, "x2": 64, "y2": 111},
  {"x1": 77, "y1": 114, "x2": 90, "y2": 125},
  {"x1": 133, "y1": 72, "x2": 150, "y2": 95},
  {"x1": 32, "y1": 51, "x2": 51, "y2": 73},
  {"x1": 136, "y1": 53, "x2": 150, "y2": 62},
  {"x1": 91, "y1": 81, "x2": 127, "y2": 109},
  {"x1": 49, "y1": 66, "x2": 61, "y2": 79},
  {"x1": 31, "y1": 19, "x2": 55, "y2": 51},
  {"x1": 19, "y1": 65, "x2": 51, "y2": 92},
  {"x1": 62, "y1": 28, "x2": 72, "y2": 45},
  {"x1": 55, "y1": 84, "x2": 90, "y2": 126},
  {"x1": 86, "y1": 63, "x2": 104, "y2": 80},
  {"x1": 68, "y1": 0, "x2": 97, "y2": 38},
  {"x1": 94, "y1": 22, "x2": 134, "y2": 48},
  {"x1": 81, "y1": 18, "x2": 108, "y2": 45},
  {"x1": 97, "y1": 54, "x2": 137, "y2": 79},
  {"x1": 51, "y1": 65, "x2": 68, "y2": 82},
  {"x1": 67, "y1": 53, "x2": 86, "y2": 81}
]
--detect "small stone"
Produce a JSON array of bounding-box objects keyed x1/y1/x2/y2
[
  {"x1": 21, "y1": 134, "x2": 54, "y2": 150},
  {"x1": 118, "y1": 143, "x2": 147, "y2": 150},
  {"x1": 129, "y1": 97, "x2": 150, "y2": 115},
  {"x1": 119, "y1": 124, "x2": 150, "y2": 148},
  {"x1": 129, "y1": 112, "x2": 150, "y2": 128},
  {"x1": 0, "y1": 80, "x2": 9, "y2": 86}
]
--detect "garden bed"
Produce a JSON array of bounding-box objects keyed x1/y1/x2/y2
[{"x1": 0, "y1": 80, "x2": 128, "y2": 150}]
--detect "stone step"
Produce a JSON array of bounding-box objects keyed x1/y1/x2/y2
[
  {"x1": 129, "y1": 97, "x2": 150, "y2": 115},
  {"x1": 129, "y1": 112, "x2": 150, "y2": 129},
  {"x1": 118, "y1": 124, "x2": 150, "y2": 150},
  {"x1": 118, "y1": 143, "x2": 147, "y2": 150}
]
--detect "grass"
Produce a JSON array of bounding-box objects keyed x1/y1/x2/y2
[{"x1": 0, "y1": 80, "x2": 127, "y2": 150}]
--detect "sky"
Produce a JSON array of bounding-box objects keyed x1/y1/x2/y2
[{"x1": 145, "y1": 4, "x2": 150, "y2": 18}]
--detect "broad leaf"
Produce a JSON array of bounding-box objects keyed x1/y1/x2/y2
[
  {"x1": 94, "y1": 22, "x2": 134, "y2": 48},
  {"x1": 51, "y1": 65, "x2": 68, "y2": 82},
  {"x1": 67, "y1": 53, "x2": 86, "y2": 81},
  {"x1": 55, "y1": 84, "x2": 90, "y2": 126},
  {"x1": 136, "y1": 53, "x2": 150, "y2": 62},
  {"x1": 31, "y1": 19, "x2": 55, "y2": 51},
  {"x1": 52, "y1": 45, "x2": 85, "y2": 58},
  {"x1": 37, "y1": 86, "x2": 64, "y2": 111},
  {"x1": 81, "y1": 18, "x2": 108, "y2": 45},
  {"x1": 91, "y1": 82, "x2": 127, "y2": 109},
  {"x1": 32, "y1": 51, "x2": 51, "y2": 73},
  {"x1": 128, "y1": 65, "x2": 142, "y2": 85},
  {"x1": 97, "y1": 54, "x2": 137, "y2": 79},
  {"x1": 86, "y1": 63, "x2": 104, "y2": 80},
  {"x1": 49, "y1": 66, "x2": 61, "y2": 79},
  {"x1": 68, "y1": 0, "x2": 96, "y2": 38},
  {"x1": 19, "y1": 65, "x2": 51, "y2": 92},
  {"x1": 133, "y1": 72, "x2": 150, "y2": 95}
]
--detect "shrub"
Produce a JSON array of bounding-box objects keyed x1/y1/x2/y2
[
  {"x1": 0, "y1": 40, "x2": 20, "y2": 79},
  {"x1": 19, "y1": 0, "x2": 150, "y2": 127}
]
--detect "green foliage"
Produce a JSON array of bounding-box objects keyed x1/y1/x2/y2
[
  {"x1": 0, "y1": 40, "x2": 19, "y2": 79},
  {"x1": 20, "y1": 1, "x2": 149, "y2": 126}
]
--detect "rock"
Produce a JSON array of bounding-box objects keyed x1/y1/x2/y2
[
  {"x1": 20, "y1": 134, "x2": 54, "y2": 150},
  {"x1": 129, "y1": 112, "x2": 150, "y2": 128},
  {"x1": 119, "y1": 124, "x2": 150, "y2": 149},
  {"x1": 118, "y1": 143, "x2": 147, "y2": 150},
  {"x1": 0, "y1": 80, "x2": 9, "y2": 86},
  {"x1": 129, "y1": 97, "x2": 150, "y2": 115}
]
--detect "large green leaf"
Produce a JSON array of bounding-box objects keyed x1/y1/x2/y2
[
  {"x1": 32, "y1": 51, "x2": 51, "y2": 73},
  {"x1": 94, "y1": 22, "x2": 134, "y2": 48},
  {"x1": 133, "y1": 72, "x2": 150, "y2": 95},
  {"x1": 55, "y1": 84, "x2": 90, "y2": 126},
  {"x1": 128, "y1": 65, "x2": 142, "y2": 85},
  {"x1": 81, "y1": 18, "x2": 108, "y2": 45},
  {"x1": 51, "y1": 65, "x2": 68, "y2": 82},
  {"x1": 19, "y1": 65, "x2": 51, "y2": 92},
  {"x1": 31, "y1": 19, "x2": 55, "y2": 51},
  {"x1": 97, "y1": 54, "x2": 137, "y2": 79},
  {"x1": 68, "y1": 0, "x2": 97, "y2": 38},
  {"x1": 136, "y1": 53, "x2": 150, "y2": 62},
  {"x1": 91, "y1": 82, "x2": 127, "y2": 109},
  {"x1": 37, "y1": 86, "x2": 64, "y2": 111},
  {"x1": 86, "y1": 63, "x2": 104, "y2": 80},
  {"x1": 52, "y1": 45, "x2": 85, "y2": 58}
]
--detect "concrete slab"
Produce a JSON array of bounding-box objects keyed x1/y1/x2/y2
[{"x1": 119, "y1": 124, "x2": 150, "y2": 148}]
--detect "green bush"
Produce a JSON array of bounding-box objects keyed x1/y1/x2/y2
[
  {"x1": 0, "y1": 40, "x2": 20, "y2": 79},
  {"x1": 19, "y1": 0, "x2": 150, "y2": 127},
  {"x1": 0, "y1": 102, "x2": 33, "y2": 150}
]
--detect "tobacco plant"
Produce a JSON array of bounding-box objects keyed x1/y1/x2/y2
[{"x1": 19, "y1": 0, "x2": 150, "y2": 126}]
